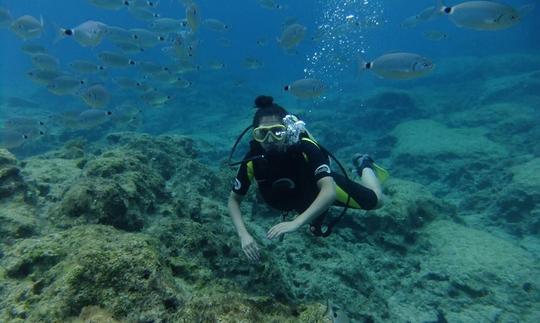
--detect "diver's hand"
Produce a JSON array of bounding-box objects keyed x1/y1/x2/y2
[
  {"x1": 266, "y1": 220, "x2": 302, "y2": 240},
  {"x1": 240, "y1": 233, "x2": 260, "y2": 262}
]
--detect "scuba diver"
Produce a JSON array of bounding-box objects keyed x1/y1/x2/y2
[{"x1": 228, "y1": 95, "x2": 387, "y2": 262}]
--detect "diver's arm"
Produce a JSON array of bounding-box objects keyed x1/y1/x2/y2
[
  {"x1": 228, "y1": 191, "x2": 260, "y2": 262},
  {"x1": 266, "y1": 177, "x2": 336, "y2": 240},
  {"x1": 228, "y1": 192, "x2": 249, "y2": 237},
  {"x1": 294, "y1": 177, "x2": 337, "y2": 226}
]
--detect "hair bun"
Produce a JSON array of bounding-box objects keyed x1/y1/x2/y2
[{"x1": 254, "y1": 95, "x2": 274, "y2": 109}]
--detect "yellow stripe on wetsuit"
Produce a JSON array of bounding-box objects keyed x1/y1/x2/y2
[
  {"x1": 335, "y1": 184, "x2": 362, "y2": 209},
  {"x1": 302, "y1": 137, "x2": 364, "y2": 209},
  {"x1": 247, "y1": 160, "x2": 254, "y2": 182}
]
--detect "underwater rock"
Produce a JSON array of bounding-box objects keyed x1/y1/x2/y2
[
  {"x1": 388, "y1": 119, "x2": 508, "y2": 199},
  {"x1": 21, "y1": 156, "x2": 84, "y2": 202},
  {"x1": 0, "y1": 225, "x2": 184, "y2": 322},
  {"x1": 106, "y1": 132, "x2": 197, "y2": 179},
  {"x1": 155, "y1": 215, "x2": 295, "y2": 302},
  {"x1": 479, "y1": 70, "x2": 540, "y2": 104},
  {"x1": 54, "y1": 177, "x2": 143, "y2": 231},
  {"x1": 391, "y1": 119, "x2": 507, "y2": 160},
  {"x1": 400, "y1": 220, "x2": 540, "y2": 323},
  {"x1": 52, "y1": 148, "x2": 166, "y2": 231},
  {"x1": 447, "y1": 102, "x2": 539, "y2": 157},
  {"x1": 0, "y1": 149, "x2": 39, "y2": 243},
  {"x1": 0, "y1": 225, "x2": 328, "y2": 322},
  {"x1": 342, "y1": 178, "x2": 457, "y2": 254},
  {"x1": 0, "y1": 149, "x2": 27, "y2": 199},
  {"x1": 492, "y1": 158, "x2": 540, "y2": 235},
  {"x1": 0, "y1": 206, "x2": 37, "y2": 244}
]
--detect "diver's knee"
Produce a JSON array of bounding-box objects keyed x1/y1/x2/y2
[
  {"x1": 373, "y1": 194, "x2": 384, "y2": 209},
  {"x1": 363, "y1": 189, "x2": 383, "y2": 210}
]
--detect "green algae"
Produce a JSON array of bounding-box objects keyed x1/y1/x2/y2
[{"x1": 0, "y1": 224, "x2": 326, "y2": 322}]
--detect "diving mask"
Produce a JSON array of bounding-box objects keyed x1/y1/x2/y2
[{"x1": 253, "y1": 124, "x2": 287, "y2": 142}]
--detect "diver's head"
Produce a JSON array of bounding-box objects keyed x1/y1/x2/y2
[{"x1": 252, "y1": 95, "x2": 288, "y2": 152}]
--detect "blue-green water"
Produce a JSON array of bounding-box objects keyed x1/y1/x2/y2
[{"x1": 0, "y1": 0, "x2": 539, "y2": 322}]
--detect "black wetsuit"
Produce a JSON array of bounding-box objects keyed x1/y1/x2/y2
[{"x1": 232, "y1": 137, "x2": 378, "y2": 213}]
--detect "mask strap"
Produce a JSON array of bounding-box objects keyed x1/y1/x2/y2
[{"x1": 227, "y1": 125, "x2": 253, "y2": 167}]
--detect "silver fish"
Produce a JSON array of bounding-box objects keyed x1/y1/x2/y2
[
  {"x1": 60, "y1": 20, "x2": 109, "y2": 47},
  {"x1": 0, "y1": 129, "x2": 28, "y2": 149},
  {"x1": 149, "y1": 18, "x2": 184, "y2": 33},
  {"x1": 106, "y1": 25, "x2": 134, "y2": 43},
  {"x1": 127, "y1": 0, "x2": 159, "y2": 9},
  {"x1": 47, "y1": 75, "x2": 85, "y2": 96},
  {"x1": 402, "y1": 6, "x2": 441, "y2": 28},
  {"x1": 284, "y1": 78, "x2": 325, "y2": 99},
  {"x1": 113, "y1": 77, "x2": 145, "y2": 89},
  {"x1": 69, "y1": 60, "x2": 107, "y2": 74},
  {"x1": 98, "y1": 51, "x2": 136, "y2": 67},
  {"x1": 202, "y1": 18, "x2": 229, "y2": 32},
  {"x1": 141, "y1": 91, "x2": 172, "y2": 107},
  {"x1": 438, "y1": 0, "x2": 534, "y2": 31},
  {"x1": 258, "y1": 0, "x2": 284, "y2": 10},
  {"x1": 206, "y1": 61, "x2": 225, "y2": 70},
  {"x1": 8, "y1": 125, "x2": 44, "y2": 141},
  {"x1": 77, "y1": 109, "x2": 113, "y2": 128},
  {"x1": 138, "y1": 61, "x2": 169, "y2": 74},
  {"x1": 111, "y1": 104, "x2": 141, "y2": 124},
  {"x1": 172, "y1": 78, "x2": 192, "y2": 89},
  {"x1": 424, "y1": 30, "x2": 449, "y2": 41},
  {"x1": 31, "y1": 53, "x2": 59, "y2": 71},
  {"x1": 243, "y1": 57, "x2": 263, "y2": 69},
  {"x1": 130, "y1": 28, "x2": 165, "y2": 48},
  {"x1": 5, "y1": 117, "x2": 44, "y2": 128},
  {"x1": 277, "y1": 23, "x2": 306, "y2": 51},
  {"x1": 79, "y1": 84, "x2": 111, "y2": 108},
  {"x1": 128, "y1": 6, "x2": 160, "y2": 21},
  {"x1": 114, "y1": 41, "x2": 145, "y2": 53},
  {"x1": 27, "y1": 69, "x2": 63, "y2": 85},
  {"x1": 361, "y1": 52, "x2": 434, "y2": 80},
  {"x1": 21, "y1": 43, "x2": 47, "y2": 55},
  {"x1": 10, "y1": 15, "x2": 43, "y2": 40},
  {"x1": 186, "y1": 3, "x2": 200, "y2": 32}
]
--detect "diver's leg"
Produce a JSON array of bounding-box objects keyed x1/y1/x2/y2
[
  {"x1": 332, "y1": 173, "x2": 379, "y2": 210},
  {"x1": 359, "y1": 168, "x2": 384, "y2": 208},
  {"x1": 353, "y1": 154, "x2": 384, "y2": 208}
]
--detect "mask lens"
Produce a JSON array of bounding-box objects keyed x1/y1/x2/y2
[{"x1": 253, "y1": 125, "x2": 286, "y2": 142}]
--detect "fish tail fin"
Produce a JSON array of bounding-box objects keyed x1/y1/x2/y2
[
  {"x1": 53, "y1": 22, "x2": 67, "y2": 44},
  {"x1": 358, "y1": 55, "x2": 370, "y2": 72},
  {"x1": 436, "y1": 0, "x2": 450, "y2": 14}
]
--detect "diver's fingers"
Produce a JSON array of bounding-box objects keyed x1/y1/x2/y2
[
  {"x1": 243, "y1": 244, "x2": 254, "y2": 260},
  {"x1": 267, "y1": 224, "x2": 284, "y2": 240},
  {"x1": 244, "y1": 242, "x2": 260, "y2": 262},
  {"x1": 267, "y1": 224, "x2": 278, "y2": 239}
]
